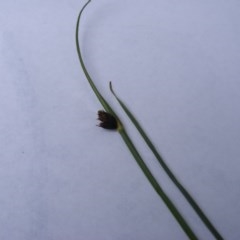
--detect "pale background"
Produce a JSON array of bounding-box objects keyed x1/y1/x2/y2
[{"x1": 0, "y1": 0, "x2": 240, "y2": 239}]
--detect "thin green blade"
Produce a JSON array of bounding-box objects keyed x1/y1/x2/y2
[{"x1": 110, "y1": 82, "x2": 224, "y2": 240}]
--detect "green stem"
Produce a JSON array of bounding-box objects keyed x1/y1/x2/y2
[
  {"x1": 76, "y1": 0, "x2": 116, "y2": 117},
  {"x1": 119, "y1": 129, "x2": 198, "y2": 240},
  {"x1": 110, "y1": 82, "x2": 224, "y2": 240}
]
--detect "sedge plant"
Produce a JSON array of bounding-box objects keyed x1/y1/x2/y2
[{"x1": 75, "y1": 0, "x2": 222, "y2": 239}]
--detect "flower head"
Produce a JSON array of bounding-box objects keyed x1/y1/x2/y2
[{"x1": 97, "y1": 110, "x2": 118, "y2": 130}]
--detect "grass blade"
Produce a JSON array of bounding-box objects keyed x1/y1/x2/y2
[
  {"x1": 119, "y1": 128, "x2": 198, "y2": 239},
  {"x1": 110, "y1": 82, "x2": 224, "y2": 240},
  {"x1": 76, "y1": 0, "x2": 116, "y2": 118}
]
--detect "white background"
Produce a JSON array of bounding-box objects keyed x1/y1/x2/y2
[{"x1": 0, "y1": 0, "x2": 240, "y2": 239}]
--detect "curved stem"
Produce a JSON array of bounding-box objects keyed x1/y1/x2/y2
[{"x1": 76, "y1": 0, "x2": 116, "y2": 116}]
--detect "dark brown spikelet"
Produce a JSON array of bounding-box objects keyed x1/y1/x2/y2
[{"x1": 97, "y1": 110, "x2": 118, "y2": 130}]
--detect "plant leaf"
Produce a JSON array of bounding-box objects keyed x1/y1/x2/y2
[{"x1": 110, "y1": 81, "x2": 224, "y2": 240}]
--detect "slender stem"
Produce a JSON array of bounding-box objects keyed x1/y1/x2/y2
[
  {"x1": 119, "y1": 129, "x2": 198, "y2": 240},
  {"x1": 110, "y1": 83, "x2": 224, "y2": 240},
  {"x1": 76, "y1": 0, "x2": 116, "y2": 117}
]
